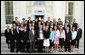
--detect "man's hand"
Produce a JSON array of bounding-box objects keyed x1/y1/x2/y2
[
  {"x1": 8, "y1": 40, "x2": 10, "y2": 42},
  {"x1": 15, "y1": 40, "x2": 17, "y2": 42},
  {"x1": 70, "y1": 40, "x2": 71, "y2": 42}
]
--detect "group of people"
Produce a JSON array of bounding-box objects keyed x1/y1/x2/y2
[{"x1": 5, "y1": 17, "x2": 82, "y2": 53}]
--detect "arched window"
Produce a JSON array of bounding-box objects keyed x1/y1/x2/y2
[{"x1": 34, "y1": 1, "x2": 45, "y2": 5}]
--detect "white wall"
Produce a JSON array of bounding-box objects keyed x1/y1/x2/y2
[
  {"x1": 1, "y1": 1, "x2": 6, "y2": 33},
  {"x1": 73, "y1": 1, "x2": 84, "y2": 31},
  {"x1": 52, "y1": 1, "x2": 65, "y2": 24},
  {"x1": 13, "y1": 1, "x2": 27, "y2": 22}
]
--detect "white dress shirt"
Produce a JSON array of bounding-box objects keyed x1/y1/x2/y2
[
  {"x1": 72, "y1": 31, "x2": 77, "y2": 40},
  {"x1": 32, "y1": 30, "x2": 34, "y2": 35}
]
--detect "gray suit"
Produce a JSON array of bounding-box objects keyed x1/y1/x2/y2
[{"x1": 29, "y1": 30, "x2": 36, "y2": 52}]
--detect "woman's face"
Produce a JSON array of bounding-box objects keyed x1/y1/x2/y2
[
  {"x1": 66, "y1": 27, "x2": 69, "y2": 31},
  {"x1": 54, "y1": 26, "x2": 57, "y2": 30},
  {"x1": 6, "y1": 26, "x2": 9, "y2": 29},
  {"x1": 24, "y1": 27, "x2": 27, "y2": 30},
  {"x1": 11, "y1": 28, "x2": 13, "y2": 31},
  {"x1": 45, "y1": 26, "x2": 48, "y2": 30},
  {"x1": 60, "y1": 26, "x2": 63, "y2": 30},
  {"x1": 25, "y1": 21, "x2": 27, "y2": 24},
  {"x1": 72, "y1": 27, "x2": 75, "y2": 31}
]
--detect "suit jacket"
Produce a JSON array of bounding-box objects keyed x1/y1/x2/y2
[
  {"x1": 36, "y1": 29, "x2": 44, "y2": 40},
  {"x1": 27, "y1": 20, "x2": 32, "y2": 31},
  {"x1": 5, "y1": 29, "x2": 11, "y2": 39},
  {"x1": 15, "y1": 29, "x2": 20, "y2": 42},
  {"x1": 29, "y1": 30, "x2": 36, "y2": 41},
  {"x1": 10, "y1": 30, "x2": 16, "y2": 42},
  {"x1": 72, "y1": 22, "x2": 77, "y2": 31},
  {"x1": 19, "y1": 30, "x2": 24, "y2": 40},
  {"x1": 65, "y1": 31, "x2": 72, "y2": 42},
  {"x1": 23, "y1": 30, "x2": 28, "y2": 41},
  {"x1": 46, "y1": 21, "x2": 52, "y2": 25},
  {"x1": 76, "y1": 28, "x2": 82, "y2": 40}
]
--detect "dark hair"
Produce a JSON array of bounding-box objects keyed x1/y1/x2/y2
[{"x1": 72, "y1": 27, "x2": 75, "y2": 31}]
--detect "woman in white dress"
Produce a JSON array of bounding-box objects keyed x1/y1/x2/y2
[{"x1": 43, "y1": 26, "x2": 50, "y2": 53}]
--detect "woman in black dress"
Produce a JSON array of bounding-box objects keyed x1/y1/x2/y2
[{"x1": 5, "y1": 25, "x2": 11, "y2": 48}]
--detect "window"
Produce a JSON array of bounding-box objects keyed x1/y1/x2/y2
[
  {"x1": 65, "y1": 2, "x2": 74, "y2": 24},
  {"x1": 34, "y1": 1, "x2": 45, "y2": 5},
  {"x1": 5, "y1": 2, "x2": 13, "y2": 24},
  {"x1": 68, "y1": 2, "x2": 73, "y2": 15}
]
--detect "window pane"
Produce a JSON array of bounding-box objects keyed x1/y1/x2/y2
[
  {"x1": 5, "y1": 2, "x2": 13, "y2": 24},
  {"x1": 34, "y1": 1, "x2": 45, "y2": 5},
  {"x1": 68, "y1": 2, "x2": 73, "y2": 15}
]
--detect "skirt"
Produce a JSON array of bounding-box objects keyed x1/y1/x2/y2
[
  {"x1": 71, "y1": 39, "x2": 76, "y2": 46},
  {"x1": 59, "y1": 38, "x2": 64, "y2": 46},
  {"x1": 43, "y1": 39, "x2": 50, "y2": 47}
]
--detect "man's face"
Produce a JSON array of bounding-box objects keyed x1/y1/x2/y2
[
  {"x1": 73, "y1": 19, "x2": 76, "y2": 22},
  {"x1": 15, "y1": 17, "x2": 18, "y2": 20},
  {"x1": 29, "y1": 17, "x2": 31, "y2": 20},
  {"x1": 48, "y1": 17, "x2": 50, "y2": 21},
  {"x1": 40, "y1": 25, "x2": 42, "y2": 29}
]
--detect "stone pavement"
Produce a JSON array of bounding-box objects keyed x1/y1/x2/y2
[{"x1": 1, "y1": 32, "x2": 84, "y2": 54}]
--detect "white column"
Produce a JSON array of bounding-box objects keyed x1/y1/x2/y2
[
  {"x1": 1, "y1": 1, "x2": 6, "y2": 33},
  {"x1": 73, "y1": 1, "x2": 84, "y2": 31},
  {"x1": 52, "y1": 1, "x2": 65, "y2": 24},
  {"x1": 13, "y1": 1, "x2": 27, "y2": 22}
]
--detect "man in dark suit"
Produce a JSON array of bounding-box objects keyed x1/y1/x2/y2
[
  {"x1": 19, "y1": 25, "x2": 24, "y2": 52},
  {"x1": 75, "y1": 24, "x2": 82, "y2": 49},
  {"x1": 10, "y1": 27, "x2": 16, "y2": 52},
  {"x1": 14, "y1": 26, "x2": 20, "y2": 52},
  {"x1": 23, "y1": 26, "x2": 28, "y2": 52},
  {"x1": 46, "y1": 17, "x2": 52, "y2": 25},
  {"x1": 34, "y1": 19, "x2": 39, "y2": 30},
  {"x1": 27, "y1": 17, "x2": 32, "y2": 32},
  {"x1": 29, "y1": 25, "x2": 36, "y2": 52},
  {"x1": 36, "y1": 25, "x2": 44, "y2": 52},
  {"x1": 65, "y1": 26, "x2": 72, "y2": 52},
  {"x1": 72, "y1": 18, "x2": 78, "y2": 31}
]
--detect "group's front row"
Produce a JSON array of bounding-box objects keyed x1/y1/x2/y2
[{"x1": 5, "y1": 24, "x2": 82, "y2": 53}]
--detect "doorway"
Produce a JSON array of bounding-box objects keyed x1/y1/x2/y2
[{"x1": 35, "y1": 15, "x2": 44, "y2": 20}]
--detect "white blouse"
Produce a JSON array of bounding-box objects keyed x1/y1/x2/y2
[
  {"x1": 72, "y1": 31, "x2": 77, "y2": 40},
  {"x1": 39, "y1": 30, "x2": 44, "y2": 39}
]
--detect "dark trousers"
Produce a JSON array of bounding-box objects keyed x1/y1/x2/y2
[
  {"x1": 19, "y1": 42, "x2": 24, "y2": 52},
  {"x1": 6, "y1": 39, "x2": 10, "y2": 48},
  {"x1": 37, "y1": 40, "x2": 43, "y2": 52},
  {"x1": 65, "y1": 41, "x2": 71, "y2": 52},
  {"x1": 10, "y1": 41, "x2": 15, "y2": 52},
  {"x1": 75, "y1": 39, "x2": 79, "y2": 49},
  {"x1": 14, "y1": 42, "x2": 19, "y2": 52},
  {"x1": 29, "y1": 41, "x2": 35, "y2": 52},
  {"x1": 26, "y1": 42, "x2": 30, "y2": 52}
]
